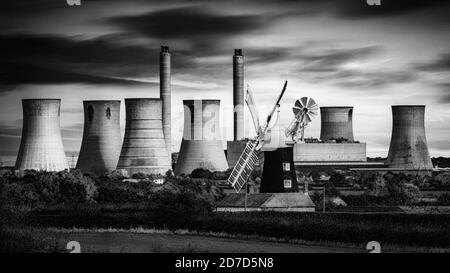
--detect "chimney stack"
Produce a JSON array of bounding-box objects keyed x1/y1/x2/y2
[
  {"x1": 233, "y1": 49, "x2": 244, "y2": 140},
  {"x1": 160, "y1": 45, "x2": 171, "y2": 156}
]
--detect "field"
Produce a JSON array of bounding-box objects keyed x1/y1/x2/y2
[
  {"x1": 51, "y1": 230, "x2": 360, "y2": 253},
  {"x1": 2, "y1": 170, "x2": 450, "y2": 253},
  {"x1": 8, "y1": 209, "x2": 446, "y2": 252}
]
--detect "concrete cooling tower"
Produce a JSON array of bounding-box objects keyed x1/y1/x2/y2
[
  {"x1": 15, "y1": 99, "x2": 69, "y2": 172},
  {"x1": 385, "y1": 105, "x2": 433, "y2": 170},
  {"x1": 117, "y1": 98, "x2": 171, "y2": 176},
  {"x1": 174, "y1": 100, "x2": 229, "y2": 175},
  {"x1": 320, "y1": 107, "x2": 354, "y2": 141},
  {"x1": 76, "y1": 100, "x2": 122, "y2": 175},
  {"x1": 160, "y1": 45, "x2": 171, "y2": 156}
]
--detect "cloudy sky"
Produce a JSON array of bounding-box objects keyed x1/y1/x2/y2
[{"x1": 0, "y1": 0, "x2": 449, "y2": 165}]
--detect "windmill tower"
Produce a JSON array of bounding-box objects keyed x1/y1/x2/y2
[
  {"x1": 220, "y1": 81, "x2": 315, "y2": 212},
  {"x1": 227, "y1": 81, "x2": 288, "y2": 193}
]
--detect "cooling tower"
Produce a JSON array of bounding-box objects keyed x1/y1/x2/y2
[
  {"x1": 385, "y1": 105, "x2": 433, "y2": 170},
  {"x1": 233, "y1": 49, "x2": 244, "y2": 141},
  {"x1": 160, "y1": 45, "x2": 171, "y2": 156},
  {"x1": 15, "y1": 99, "x2": 69, "y2": 172},
  {"x1": 76, "y1": 100, "x2": 122, "y2": 175},
  {"x1": 174, "y1": 100, "x2": 229, "y2": 175},
  {"x1": 320, "y1": 107, "x2": 354, "y2": 141},
  {"x1": 117, "y1": 98, "x2": 171, "y2": 176}
]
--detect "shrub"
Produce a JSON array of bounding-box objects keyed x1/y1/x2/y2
[
  {"x1": 437, "y1": 194, "x2": 450, "y2": 205},
  {"x1": 1, "y1": 170, "x2": 97, "y2": 208},
  {"x1": 330, "y1": 172, "x2": 345, "y2": 185},
  {"x1": 95, "y1": 181, "x2": 149, "y2": 203},
  {"x1": 190, "y1": 168, "x2": 213, "y2": 179},
  {"x1": 147, "y1": 191, "x2": 213, "y2": 226}
]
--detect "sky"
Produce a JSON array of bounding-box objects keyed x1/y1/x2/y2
[{"x1": 0, "y1": 0, "x2": 449, "y2": 166}]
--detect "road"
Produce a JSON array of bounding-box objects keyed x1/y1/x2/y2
[{"x1": 54, "y1": 232, "x2": 363, "y2": 253}]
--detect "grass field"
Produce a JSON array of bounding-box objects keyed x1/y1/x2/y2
[
  {"x1": 51, "y1": 230, "x2": 359, "y2": 253},
  {"x1": 46, "y1": 227, "x2": 449, "y2": 253}
]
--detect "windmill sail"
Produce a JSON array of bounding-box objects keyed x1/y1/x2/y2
[
  {"x1": 227, "y1": 81, "x2": 288, "y2": 193},
  {"x1": 245, "y1": 87, "x2": 261, "y2": 135},
  {"x1": 227, "y1": 140, "x2": 259, "y2": 192}
]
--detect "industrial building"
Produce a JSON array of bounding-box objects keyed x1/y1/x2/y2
[
  {"x1": 76, "y1": 100, "x2": 122, "y2": 175},
  {"x1": 15, "y1": 99, "x2": 69, "y2": 172},
  {"x1": 117, "y1": 98, "x2": 172, "y2": 176},
  {"x1": 160, "y1": 45, "x2": 171, "y2": 157},
  {"x1": 226, "y1": 49, "x2": 247, "y2": 167},
  {"x1": 174, "y1": 99, "x2": 229, "y2": 175},
  {"x1": 385, "y1": 105, "x2": 433, "y2": 172},
  {"x1": 294, "y1": 106, "x2": 371, "y2": 167}
]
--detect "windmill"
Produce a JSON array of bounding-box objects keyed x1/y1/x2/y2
[
  {"x1": 227, "y1": 81, "x2": 288, "y2": 193},
  {"x1": 285, "y1": 97, "x2": 318, "y2": 143}
]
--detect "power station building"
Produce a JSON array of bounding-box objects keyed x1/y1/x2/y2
[
  {"x1": 227, "y1": 49, "x2": 247, "y2": 167},
  {"x1": 175, "y1": 99, "x2": 229, "y2": 175},
  {"x1": 117, "y1": 98, "x2": 172, "y2": 176},
  {"x1": 76, "y1": 100, "x2": 122, "y2": 175},
  {"x1": 15, "y1": 99, "x2": 69, "y2": 172},
  {"x1": 294, "y1": 106, "x2": 369, "y2": 167},
  {"x1": 385, "y1": 105, "x2": 433, "y2": 172}
]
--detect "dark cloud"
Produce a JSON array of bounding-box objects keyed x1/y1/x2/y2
[
  {"x1": 0, "y1": 63, "x2": 155, "y2": 86},
  {"x1": 0, "y1": 33, "x2": 164, "y2": 86},
  {"x1": 291, "y1": 45, "x2": 417, "y2": 88},
  {"x1": 415, "y1": 53, "x2": 450, "y2": 72},
  {"x1": 435, "y1": 83, "x2": 450, "y2": 103},
  {"x1": 298, "y1": 46, "x2": 382, "y2": 72},
  {"x1": 107, "y1": 6, "x2": 274, "y2": 41}
]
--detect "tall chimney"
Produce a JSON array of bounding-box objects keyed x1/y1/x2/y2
[
  {"x1": 15, "y1": 99, "x2": 69, "y2": 172},
  {"x1": 233, "y1": 49, "x2": 244, "y2": 140},
  {"x1": 385, "y1": 105, "x2": 433, "y2": 170},
  {"x1": 320, "y1": 107, "x2": 354, "y2": 141},
  {"x1": 160, "y1": 45, "x2": 171, "y2": 156},
  {"x1": 76, "y1": 100, "x2": 122, "y2": 175}
]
